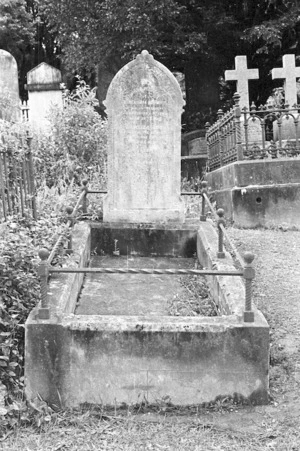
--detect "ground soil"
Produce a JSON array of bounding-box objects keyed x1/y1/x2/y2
[{"x1": 2, "y1": 226, "x2": 300, "y2": 450}]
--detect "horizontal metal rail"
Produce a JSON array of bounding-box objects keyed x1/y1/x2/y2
[
  {"x1": 49, "y1": 267, "x2": 243, "y2": 276},
  {"x1": 47, "y1": 228, "x2": 70, "y2": 265},
  {"x1": 181, "y1": 192, "x2": 202, "y2": 196},
  {"x1": 87, "y1": 190, "x2": 202, "y2": 196}
]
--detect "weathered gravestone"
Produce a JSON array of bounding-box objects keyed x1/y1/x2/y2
[
  {"x1": 103, "y1": 50, "x2": 185, "y2": 223},
  {"x1": 26, "y1": 62, "x2": 63, "y2": 131},
  {"x1": 0, "y1": 50, "x2": 20, "y2": 122}
]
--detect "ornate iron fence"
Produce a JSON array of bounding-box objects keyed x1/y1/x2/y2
[
  {"x1": 206, "y1": 92, "x2": 300, "y2": 171},
  {"x1": 0, "y1": 134, "x2": 37, "y2": 221}
]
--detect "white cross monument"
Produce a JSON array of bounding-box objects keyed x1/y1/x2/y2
[
  {"x1": 225, "y1": 55, "x2": 259, "y2": 110},
  {"x1": 272, "y1": 54, "x2": 300, "y2": 107}
]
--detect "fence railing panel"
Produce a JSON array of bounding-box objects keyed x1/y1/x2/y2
[
  {"x1": 206, "y1": 93, "x2": 300, "y2": 171},
  {"x1": 0, "y1": 134, "x2": 36, "y2": 221}
]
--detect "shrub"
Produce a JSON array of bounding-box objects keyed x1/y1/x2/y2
[{"x1": 32, "y1": 79, "x2": 108, "y2": 191}]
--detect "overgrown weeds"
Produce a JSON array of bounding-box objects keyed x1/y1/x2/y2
[{"x1": 0, "y1": 215, "x2": 67, "y2": 402}]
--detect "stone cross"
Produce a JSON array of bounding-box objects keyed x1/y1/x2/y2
[
  {"x1": 26, "y1": 62, "x2": 63, "y2": 131},
  {"x1": 103, "y1": 49, "x2": 185, "y2": 224},
  {"x1": 0, "y1": 50, "x2": 20, "y2": 122},
  {"x1": 225, "y1": 56, "x2": 259, "y2": 110},
  {"x1": 272, "y1": 54, "x2": 300, "y2": 107}
]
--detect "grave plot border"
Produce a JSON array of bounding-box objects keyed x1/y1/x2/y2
[{"x1": 25, "y1": 218, "x2": 269, "y2": 407}]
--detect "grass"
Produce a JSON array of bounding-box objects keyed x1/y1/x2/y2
[
  {"x1": 2, "y1": 402, "x2": 300, "y2": 450},
  {"x1": 168, "y1": 274, "x2": 217, "y2": 317}
]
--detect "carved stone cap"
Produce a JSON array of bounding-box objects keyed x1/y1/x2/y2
[{"x1": 26, "y1": 62, "x2": 62, "y2": 91}]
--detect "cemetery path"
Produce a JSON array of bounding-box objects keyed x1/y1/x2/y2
[{"x1": 223, "y1": 227, "x2": 300, "y2": 442}]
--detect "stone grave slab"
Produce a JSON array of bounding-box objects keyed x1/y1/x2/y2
[{"x1": 103, "y1": 50, "x2": 185, "y2": 223}]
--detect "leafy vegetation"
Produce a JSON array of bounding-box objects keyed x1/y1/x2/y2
[
  {"x1": 33, "y1": 78, "x2": 107, "y2": 190},
  {"x1": 0, "y1": 214, "x2": 65, "y2": 425},
  {"x1": 0, "y1": 78, "x2": 107, "y2": 427}
]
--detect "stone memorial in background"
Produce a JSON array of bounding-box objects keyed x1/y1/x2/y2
[
  {"x1": 272, "y1": 54, "x2": 300, "y2": 141},
  {"x1": 26, "y1": 62, "x2": 63, "y2": 131},
  {"x1": 225, "y1": 56, "x2": 263, "y2": 147},
  {"x1": 225, "y1": 55, "x2": 259, "y2": 110},
  {"x1": 0, "y1": 50, "x2": 20, "y2": 122},
  {"x1": 103, "y1": 50, "x2": 185, "y2": 223}
]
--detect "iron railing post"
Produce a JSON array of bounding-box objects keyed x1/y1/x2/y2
[
  {"x1": 82, "y1": 180, "x2": 88, "y2": 215},
  {"x1": 233, "y1": 92, "x2": 243, "y2": 161},
  {"x1": 217, "y1": 208, "x2": 225, "y2": 258},
  {"x1": 66, "y1": 206, "x2": 74, "y2": 254},
  {"x1": 217, "y1": 109, "x2": 224, "y2": 167},
  {"x1": 26, "y1": 135, "x2": 37, "y2": 220},
  {"x1": 38, "y1": 249, "x2": 50, "y2": 320},
  {"x1": 200, "y1": 181, "x2": 208, "y2": 221},
  {"x1": 205, "y1": 122, "x2": 211, "y2": 171},
  {"x1": 243, "y1": 252, "x2": 255, "y2": 322}
]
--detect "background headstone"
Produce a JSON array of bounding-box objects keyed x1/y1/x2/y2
[
  {"x1": 188, "y1": 137, "x2": 207, "y2": 156},
  {"x1": 26, "y1": 62, "x2": 63, "y2": 131},
  {"x1": 103, "y1": 50, "x2": 185, "y2": 223},
  {"x1": 0, "y1": 50, "x2": 20, "y2": 122}
]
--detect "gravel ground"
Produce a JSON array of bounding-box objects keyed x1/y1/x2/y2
[{"x1": 2, "y1": 226, "x2": 300, "y2": 450}]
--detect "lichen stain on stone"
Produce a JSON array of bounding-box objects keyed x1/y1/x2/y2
[{"x1": 121, "y1": 384, "x2": 155, "y2": 391}]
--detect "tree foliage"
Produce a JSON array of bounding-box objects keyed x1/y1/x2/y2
[
  {"x1": 36, "y1": 0, "x2": 300, "y2": 126},
  {"x1": 2, "y1": 0, "x2": 300, "y2": 126},
  {"x1": 0, "y1": 0, "x2": 34, "y2": 57},
  {"x1": 0, "y1": 0, "x2": 61, "y2": 99}
]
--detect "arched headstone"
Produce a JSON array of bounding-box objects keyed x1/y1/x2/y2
[
  {"x1": 0, "y1": 50, "x2": 20, "y2": 122},
  {"x1": 103, "y1": 50, "x2": 185, "y2": 223}
]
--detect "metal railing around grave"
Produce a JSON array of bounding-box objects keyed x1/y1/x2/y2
[
  {"x1": 0, "y1": 134, "x2": 37, "y2": 221},
  {"x1": 36, "y1": 180, "x2": 255, "y2": 324},
  {"x1": 206, "y1": 92, "x2": 300, "y2": 171}
]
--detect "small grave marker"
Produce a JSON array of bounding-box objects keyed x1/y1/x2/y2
[{"x1": 103, "y1": 50, "x2": 185, "y2": 223}]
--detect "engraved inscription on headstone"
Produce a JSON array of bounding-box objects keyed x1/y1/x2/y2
[{"x1": 103, "y1": 50, "x2": 185, "y2": 223}]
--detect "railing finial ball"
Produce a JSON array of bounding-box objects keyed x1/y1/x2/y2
[
  {"x1": 39, "y1": 248, "x2": 50, "y2": 261},
  {"x1": 201, "y1": 180, "x2": 208, "y2": 188},
  {"x1": 216, "y1": 208, "x2": 225, "y2": 218},
  {"x1": 243, "y1": 251, "x2": 255, "y2": 265}
]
